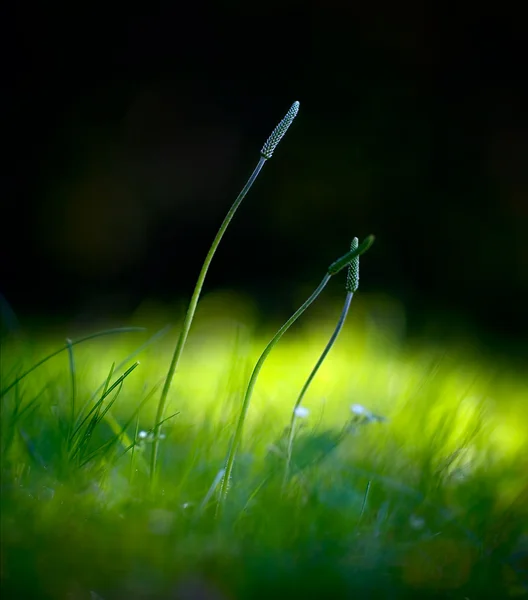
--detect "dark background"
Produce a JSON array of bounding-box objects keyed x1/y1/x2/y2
[{"x1": 3, "y1": 2, "x2": 527, "y2": 351}]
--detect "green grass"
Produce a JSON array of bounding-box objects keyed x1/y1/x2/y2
[{"x1": 1, "y1": 292, "x2": 527, "y2": 599}]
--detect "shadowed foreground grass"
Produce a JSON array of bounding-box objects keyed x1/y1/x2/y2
[{"x1": 1, "y1": 294, "x2": 527, "y2": 599}]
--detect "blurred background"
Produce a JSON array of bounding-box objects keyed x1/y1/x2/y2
[{"x1": 3, "y1": 1, "x2": 527, "y2": 357}]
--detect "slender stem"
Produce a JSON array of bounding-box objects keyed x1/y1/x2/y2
[
  {"x1": 218, "y1": 273, "x2": 331, "y2": 507},
  {"x1": 284, "y1": 291, "x2": 354, "y2": 487},
  {"x1": 65, "y1": 338, "x2": 76, "y2": 442},
  {"x1": 150, "y1": 156, "x2": 267, "y2": 484},
  {"x1": 129, "y1": 412, "x2": 140, "y2": 484},
  {"x1": 358, "y1": 480, "x2": 371, "y2": 526}
]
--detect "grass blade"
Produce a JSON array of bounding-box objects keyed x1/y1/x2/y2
[
  {"x1": 65, "y1": 338, "x2": 76, "y2": 440},
  {"x1": 0, "y1": 327, "x2": 146, "y2": 398}
]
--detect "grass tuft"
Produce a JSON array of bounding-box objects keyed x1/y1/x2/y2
[{"x1": 1, "y1": 311, "x2": 527, "y2": 598}]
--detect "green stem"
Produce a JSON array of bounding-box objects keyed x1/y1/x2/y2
[
  {"x1": 218, "y1": 273, "x2": 331, "y2": 507},
  {"x1": 150, "y1": 156, "x2": 267, "y2": 484},
  {"x1": 284, "y1": 291, "x2": 354, "y2": 487},
  {"x1": 217, "y1": 234, "x2": 375, "y2": 509}
]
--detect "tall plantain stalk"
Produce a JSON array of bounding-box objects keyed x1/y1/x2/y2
[{"x1": 150, "y1": 102, "x2": 300, "y2": 483}]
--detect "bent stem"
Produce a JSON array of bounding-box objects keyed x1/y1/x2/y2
[
  {"x1": 218, "y1": 274, "x2": 331, "y2": 510},
  {"x1": 283, "y1": 291, "x2": 353, "y2": 488},
  {"x1": 217, "y1": 234, "x2": 374, "y2": 510},
  {"x1": 284, "y1": 235, "x2": 361, "y2": 488},
  {"x1": 150, "y1": 156, "x2": 266, "y2": 484}
]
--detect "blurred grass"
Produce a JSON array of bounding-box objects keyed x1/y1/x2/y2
[{"x1": 1, "y1": 291, "x2": 527, "y2": 599}]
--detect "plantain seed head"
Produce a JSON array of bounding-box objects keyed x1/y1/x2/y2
[
  {"x1": 345, "y1": 237, "x2": 360, "y2": 293},
  {"x1": 260, "y1": 101, "x2": 300, "y2": 160},
  {"x1": 327, "y1": 235, "x2": 375, "y2": 276}
]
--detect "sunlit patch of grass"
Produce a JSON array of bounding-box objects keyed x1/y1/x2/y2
[{"x1": 1, "y1": 291, "x2": 527, "y2": 598}]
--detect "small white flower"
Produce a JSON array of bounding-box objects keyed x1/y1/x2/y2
[
  {"x1": 449, "y1": 466, "x2": 470, "y2": 482},
  {"x1": 409, "y1": 514, "x2": 426, "y2": 530},
  {"x1": 351, "y1": 404, "x2": 370, "y2": 416},
  {"x1": 138, "y1": 430, "x2": 148, "y2": 439},
  {"x1": 294, "y1": 406, "x2": 310, "y2": 418}
]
